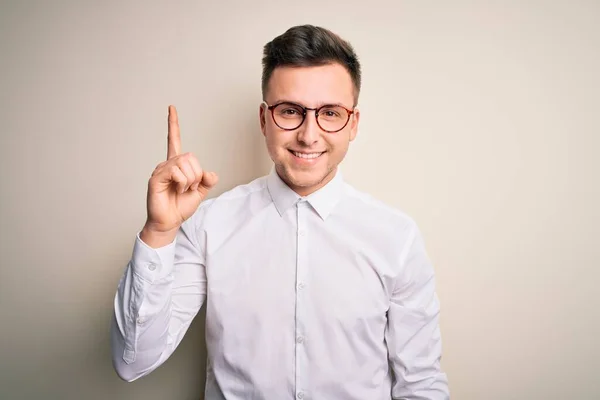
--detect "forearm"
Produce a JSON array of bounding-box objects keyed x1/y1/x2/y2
[
  {"x1": 388, "y1": 225, "x2": 450, "y2": 399},
  {"x1": 111, "y1": 258, "x2": 174, "y2": 381},
  {"x1": 110, "y1": 229, "x2": 206, "y2": 381},
  {"x1": 388, "y1": 298, "x2": 449, "y2": 399}
]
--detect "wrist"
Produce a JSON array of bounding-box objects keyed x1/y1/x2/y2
[{"x1": 140, "y1": 224, "x2": 178, "y2": 249}]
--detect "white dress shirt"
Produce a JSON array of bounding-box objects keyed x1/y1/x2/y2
[{"x1": 111, "y1": 168, "x2": 449, "y2": 399}]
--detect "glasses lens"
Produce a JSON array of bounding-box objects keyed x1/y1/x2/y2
[
  {"x1": 273, "y1": 103, "x2": 305, "y2": 130},
  {"x1": 317, "y1": 106, "x2": 349, "y2": 132}
]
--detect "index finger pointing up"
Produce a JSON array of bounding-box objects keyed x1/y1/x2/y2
[{"x1": 167, "y1": 105, "x2": 181, "y2": 160}]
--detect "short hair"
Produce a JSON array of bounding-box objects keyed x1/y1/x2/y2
[{"x1": 261, "y1": 25, "x2": 361, "y2": 105}]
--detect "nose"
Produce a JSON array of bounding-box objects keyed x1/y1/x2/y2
[{"x1": 297, "y1": 110, "x2": 321, "y2": 146}]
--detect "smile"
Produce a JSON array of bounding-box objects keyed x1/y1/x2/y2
[{"x1": 289, "y1": 150, "x2": 325, "y2": 159}]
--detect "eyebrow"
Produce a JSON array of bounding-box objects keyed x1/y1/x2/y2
[{"x1": 272, "y1": 99, "x2": 350, "y2": 108}]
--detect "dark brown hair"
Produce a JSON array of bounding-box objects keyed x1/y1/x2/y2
[{"x1": 261, "y1": 25, "x2": 361, "y2": 105}]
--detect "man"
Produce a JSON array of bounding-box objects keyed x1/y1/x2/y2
[{"x1": 111, "y1": 25, "x2": 449, "y2": 399}]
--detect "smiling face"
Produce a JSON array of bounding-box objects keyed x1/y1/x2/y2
[{"x1": 260, "y1": 63, "x2": 360, "y2": 196}]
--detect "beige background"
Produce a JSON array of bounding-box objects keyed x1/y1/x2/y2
[{"x1": 1, "y1": 1, "x2": 598, "y2": 399}]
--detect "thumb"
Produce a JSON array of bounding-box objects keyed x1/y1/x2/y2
[{"x1": 197, "y1": 171, "x2": 219, "y2": 194}]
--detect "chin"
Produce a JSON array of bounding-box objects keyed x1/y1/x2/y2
[
  {"x1": 289, "y1": 165, "x2": 321, "y2": 179},
  {"x1": 282, "y1": 165, "x2": 331, "y2": 190},
  {"x1": 292, "y1": 177, "x2": 323, "y2": 189}
]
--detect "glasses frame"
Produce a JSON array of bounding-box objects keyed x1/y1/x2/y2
[{"x1": 262, "y1": 101, "x2": 355, "y2": 133}]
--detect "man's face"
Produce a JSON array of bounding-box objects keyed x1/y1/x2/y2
[{"x1": 260, "y1": 63, "x2": 360, "y2": 196}]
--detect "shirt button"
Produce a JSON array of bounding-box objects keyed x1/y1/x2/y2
[
  {"x1": 148, "y1": 263, "x2": 157, "y2": 271},
  {"x1": 296, "y1": 336, "x2": 304, "y2": 344},
  {"x1": 298, "y1": 282, "x2": 305, "y2": 290},
  {"x1": 297, "y1": 392, "x2": 304, "y2": 399},
  {"x1": 298, "y1": 230, "x2": 306, "y2": 236},
  {"x1": 136, "y1": 317, "x2": 145, "y2": 324}
]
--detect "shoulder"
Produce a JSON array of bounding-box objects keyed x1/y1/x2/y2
[
  {"x1": 335, "y1": 182, "x2": 422, "y2": 261},
  {"x1": 341, "y1": 183, "x2": 418, "y2": 232},
  {"x1": 186, "y1": 174, "x2": 271, "y2": 230},
  {"x1": 213, "y1": 175, "x2": 269, "y2": 202},
  {"x1": 339, "y1": 183, "x2": 432, "y2": 281}
]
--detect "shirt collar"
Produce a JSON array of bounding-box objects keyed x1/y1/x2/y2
[{"x1": 266, "y1": 167, "x2": 344, "y2": 220}]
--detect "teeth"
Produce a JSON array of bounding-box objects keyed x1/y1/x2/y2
[{"x1": 293, "y1": 151, "x2": 322, "y2": 159}]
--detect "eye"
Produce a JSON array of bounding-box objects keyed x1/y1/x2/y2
[
  {"x1": 275, "y1": 103, "x2": 304, "y2": 118},
  {"x1": 281, "y1": 108, "x2": 301, "y2": 116},
  {"x1": 319, "y1": 107, "x2": 343, "y2": 119}
]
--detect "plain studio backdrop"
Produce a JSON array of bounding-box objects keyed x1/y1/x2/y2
[{"x1": 0, "y1": 1, "x2": 598, "y2": 399}]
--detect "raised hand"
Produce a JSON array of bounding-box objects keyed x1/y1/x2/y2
[{"x1": 140, "y1": 105, "x2": 218, "y2": 248}]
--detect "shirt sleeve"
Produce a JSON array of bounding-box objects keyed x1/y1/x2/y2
[
  {"x1": 386, "y1": 224, "x2": 450, "y2": 399},
  {"x1": 110, "y1": 206, "x2": 209, "y2": 382}
]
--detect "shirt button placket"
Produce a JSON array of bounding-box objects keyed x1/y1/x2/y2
[{"x1": 295, "y1": 201, "x2": 308, "y2": 399}]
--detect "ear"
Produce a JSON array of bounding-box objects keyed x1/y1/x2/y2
[
  {"x1": 259, "y1": 102, "x2": 267, "y2": 137},
  {"x1": 349, "y1": 107, "x2": 360, "y2": 142}
]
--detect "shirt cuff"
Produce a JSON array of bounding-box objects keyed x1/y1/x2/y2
[{"x1": 131, "y1": 231, "x2": 177, "y2": 283}]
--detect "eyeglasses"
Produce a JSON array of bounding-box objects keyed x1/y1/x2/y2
[{"x1": 263, "y1": 101, "x2": 355, "y2": 133}]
